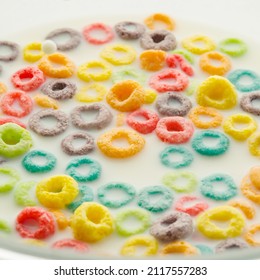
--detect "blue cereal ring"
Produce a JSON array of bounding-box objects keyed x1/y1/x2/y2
[{"x1": 195, "y1": 244, "x2": 214, "y2": 255}]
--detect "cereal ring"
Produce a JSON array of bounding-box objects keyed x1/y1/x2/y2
[
  {"x1": 188, "y1": 106, "x2": 223, "y2": 129},
  {"x1": 115, "y1": 21, "x2": 145, "y2": 39},
  {"x1": 45, "y1": 28, "x2": 81, "y2": 51},
  {"x1": 0, "y1": 220, "x2": 11, "y2": 233},
  {"x1": 106, "y1": 80, "x2": 145, "y2": 112},
  {"x1": 1, "y1": 90, "x2": 33, "y2": 117},
  {"x1": 52, "y1": 239, "x2": 89, "y2": 252},
  {"x1": 175, "y1": 195, "x2": 209, "y2": 216},
  {"x1": 16, "y1": 207, "x2": 55, "y2": 239},
  {"x1": 215, "y1": 239, "x2": 248, "y2": 253},
  {"x1": 0, "y1": 82, "x2": 7, "y2": 94},
  {"x1": 228, "y1": 200, "x2": 255, "y2": 220},
  {"x1": 155, "y1": 92, "x2": 192, "y2": 117},
  {"x1": 22, "y1": 150, "x2": 57, "y2": 173},
  {"x1": 172, "y1": 49, "x2": 195, "y2": 64},
  {"x1": 75, "y1": 83, "x2": 107, "y2": 103},
  {"x1": 66, "y1": 157, "x2": 101, "y2": 183},
  {"x1": 50, "y1": 210, "x2": 69, "y2": 230},
  {"x1": 248, "y1": 132, "x2": 260, "y2": 157},
  {"x1": 150, "y1": 211, "x2": 193, "y2": 242},
  {"x1": 83, "y1": 23, "x2": 114, "y2": 45},
  {"x1": 0, "y1": 123, "x2": 33, "y2": 158},
  {"x1": 121, "y1": 235, "x2": 158, "y2": 256},
  {"x1": 191, "y1": 130, "x2": 230, "y2": 156},
  {"x1": 0, "y1": 41, "x2": 19, "y2": 61},
  {"x1": 139, "y1": 50, "x2": 166, "y2": 71},
  {"x1": 97, "y1": 128, "x2": 145, "y2": 158},
  {"x1": 36, "y1": 175, "x2": 78, "y2": 209},
  {"x1": 166, "y1": 53, "x2": 194, "y2": 76},
  {"x1": 182, "y1": 35, "x2": 216, "y2": 55},
  {"x1": 241, "y1": 175, "x2": 260, "y2": 204},
  {"x1": 144, "y1": 13, "x2": 175, "y2": 31},
  {"x1": 0, "y1": 167, "x2": 20, "y2": 192},
  {"x1": 155, "y1": 116, "x2": 194, "y2": 144},
  {"x1": 249, "y1": 166, "x2": 260, "y2": 188},
  {"x1": 196, "y1": 206, "x2": 245, "y2": 239},
  {"x1": 160, "y1": 146, "x2": 194, "y2": 169},
  {"x1": 240, "y1": 91, "x2": 260, "y2": 116},
  {"x1": 70, "y1": 202, "x2": 113, "y2": 242},
  {"x1": 61, "y1": 132, "x2": 95, "y2": 156},
  {"x1": 115, "y1": 209, "x2": 151, "y2": 236},
  {"x1": 126, "y1": 109, "x2": 159, "y2": 134},
  {"x1": 23, "y1": 42, "x2": 44, "y2": 63},
  {"x1": 149, "y1": 69, "x2": 189, "y2": 93},
  {"x1": 71, "y1": 103, "x2": 113, "y2": 130},
  {"x1": 112, "y1": 67, "x2": 146, "y2": 84},
  {"x1": 200, "y1": 174, "x2": 237, "y2": 201},
  {"x1": 140, "y1": 30, "x2": 177, "y2": 51},
  {"x1": 14, "y1": 181, "x2": 37, "y2": 206},
  {"x1": 41, "y1": 79, "x2": 76, "y2": 100},
  {"x1": 244, "y1": 224, "x2": 260, "y2": 246},
  {"x1": 28, "y1": 109, "x2": 69, "y2": 136},
  {"x1": 219, "y1": 38, "x2": 247, "y2": 57},
  {"x1": 137, "y1": 185, "x2": 173, "y2": 213},
  {"x1": 0, "y1": 117, "x2": 26, "y2": 128},
  {"x1": 195, "y1": 244, "x2": 213, "y2": 255},
  {"x1": 161, "y1": 241, "x2": 198, "y2": 255},
  {"x1": 34, "y1": 94, "x2": 59, "y2": 110},
  {"x1": 42, "y1": 40, "x2": 57, "y2": 54}
]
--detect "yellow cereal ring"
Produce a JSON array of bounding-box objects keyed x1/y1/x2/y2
[
  {"x1": 144, "y1": 89, "x2": 157, "y2": 104},
  {"x1": 249, "y1": 166, "x2": 260, "y2": 188},
  {"x1": 197, "y1": 206, "x2": 245, "y2": 239},
  {"x1": 0, "y1": 82, "x2": 7, "y2": 94},
  {"x1": 140, "y1": 50, "x2": 166, "y2": 71},
  {"x1": 38, "y1": 53, "x2": 75, "y2": 78},
  {"x1": 182, "y1": 35, "x2": 216, "y2": 55},
  {"x1": 50, "y1": 210, "x2": 69, "y2": 230},
  {"x1": 121, "y1": 235, "x2": 158, "y2": 256},
  {"x1": 36, "y1": 175, "x2": 79, "y2": 209},
  {"x1": 100, "y1": 44, "x2": 136, "y2": 65},
  {"x1": 70, "y1": 202, "x2": 113, "y2": 243},
  {"x1": 244, "y1": 224, "x2": 260, "y2": 246},
  {"x1": 223, "y1": 114, "x2": 257, "y2": 141},
  {"x1": 196, "y1": 75, "x2": 237, "y2": 109},
  {"x1": 77, "y1": 60, "x2": 112, "y2": 82},
  {"x1": 248, "y1": 132, "x2": 260, "y2": 156},
  {"x1": 34, "y1": 94, "x2": 59, "y2": 109},
  {"x1": 228, "y1": 200, "x2": 256, "y2": 220},
  {"x1": 97, "y1": 128, "x2": 145, "y2": 158},
  {"x1": 144, "y1": 13, "x2": 175, "y2": 31},
  {"x1": 75, "y1": 83, "x2": 107, "y2": 103},
  {"x1": 161, "y1": 241, "x2": 198, "y2": 255},
  {"x1": 106, "y1": 80, "x2": 145, "y2": 112},
  {"x1": 23, "y1": 42, "x2": 44, "y2": 63},
  {"x1": 241, "y1": 175, "x2": 260, "y2": 204}
]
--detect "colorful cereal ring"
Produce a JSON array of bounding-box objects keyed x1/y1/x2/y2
[
  {"x1": 172, "y1": 49, "x2": 194, "y2": 64},
  {"x1": 219, "y1": 38, "x2": 247, "y2": 57},
  {"x1": 195, "y1": 244, "x2": 213, "y2": 255},
  {"x1": 248, "y1": 132, "x2": 260, "y2": 157},
  {"x1": 75, "y1": 83, "x2": 107, "y2": 103},
  {"x1": 161, "y1": 241, "x2": 198, "y2": 255},
  {"x1": 240, "y1": 91, "x2": 260, "y2": 116},
  {"x1": 52, "y1": 239, "x2": 89, "y2": 252},
  {"x1": 115, "y1": 21, "x2": 145, "y2": 40},
  {"x1": 23, "y1": 42, "x2": 44, "y2": 63},
  {"x1": 83, "y1": 23, "x2": 114, "y2": 45},
  {"x1": 0, "y1": 167, "x2": 20, "y2": 193},
  {"x1": 166, "y1": 53, "x2": 194, "y2": 76},
  {"x1": 0, "y1": 41, "x2": 19, "y2": 62},
  {"x1": 215, "y1": 239, "x2": 248, "y2": 253},
  {"x1": 175, "y1": 195, "x2": 209, "y2": 216},
  {"x1": 244, "y1": 224, "x2": 260, "y2": 246},
  {"x1": 182, "y1": 35, "x2": 216, "y2": 55},
  {"x1": 144, "y1": 13, "x2": 175, "y2": 31},
  {"x1": 0, "y1": 117, "x2": 26, "y2": 128},
  {"x1": 50, "y1": 210, "x2": 69, "y2": 230},
  {"x1": 228, "y1": 200, "x2": 255, "y2": 220},
  {"x1": 241, "y1": 175, "x2": 260, "y2": 204},
  {"x1": 34, "y1": 94, "x2": 59, "y2": 110},
  {"x1": 14, "y1": 181, "x2": 37, "y2": 206},
  {"x1": 249, "y1": 166, "x2": 260, "y2": 188},
  {"x1": 139, "y1": 50, "x2": 166, "y2": 71}
]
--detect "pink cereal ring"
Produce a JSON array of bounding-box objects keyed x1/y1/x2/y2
[
  {"x1": 149, "y1": 69, "x2": 189, "y2": 93},
  {"x1": 1, "y1": 91, "x2": 33, "y2": 117},
  {"x1": 16, "y1": 207, "x2": 55, "y2": 239},
  {"x1": 126, "y1": 109, "x2": 159, "y2": 134},
  {"x1": 155, "y1": 116, "x2": 194, "y2": 144},
  {"x1": 52, "y1": 239, "x2": 89, "y2": 252},
  {"x1": 83, "y1": 23, "x2": 114, "y2": 45},
  {"x1": 0, "y1": 117, "x2": 26, "y2": 128},
  {"x1": 166, "y1": 54, "x2": 194, "y2": 77},
  {"x1": 175, "y1": 195, "x2": 209, "y2": 216},
  {"x1": 11, "y1": 66, "x2": 45, "y2": 92}
]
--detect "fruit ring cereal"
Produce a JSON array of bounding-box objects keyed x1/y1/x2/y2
[
  {"x1": 244, "y1": 224, "x2": 260, "y2": 246},
  {"x1": 23, "y1": 42, "x2": 44, "y2": 63},
  {"x1": 0, "y1": 167, "x2": 20, "y2": 193},
  {"x1": 144, "y1": 13, "x2": 175, "y2": 31},
  {"x1": 115, "y1": 21, "x2": 146, "y2": 40},
  {"x1": 0, "y1": 41, "x2": 19, "y2": 61},
  {"x1": 75, "y1": 83, "x2": 107, "y2": 103},
  {"x1": 52, "y1": 239, "x2": 89, "y2": 252},
  {"x1": 182, "y1": 35, "x2": 216, "y2": 55},
  {"x1": 83, "y1": 23, "x2": 114, "y2": 45},
  {"x1": 241, "y1": 175, "x2": 260, "y2": 204},
  {"x1": 161, "y1": 241, "x2": 198, "y2": 255},
  {"x1": 219, "y1": 38, "x2": 247, "y2": 57},
  {"x1": 228, "y1": 200, "x2": 255, "y2": 220},
  {"x1": 215, "y1": 239, "x2": 248, "y2": 253},
  {"x1": 240, "y1": 91, "x2": 260, "y2": 116},
  {"x1": 139, "y1": 50, "x2": 166, "y2": 71}
]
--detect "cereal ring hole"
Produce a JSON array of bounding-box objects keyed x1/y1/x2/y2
[
  {"x1": 119, "y1": 215, "x2": 144, "y2": 232},
  {"x1": 151, "y1": 33, "x2": 166, "y2": 43},
  {"x1": 1, "y1": 129, "x2": 21, "y2": 145},
  {"x1": 86, "y1": 205, "x2": 105, "y2": 224},
  {"x1": 111, "y1": 136, "x2": 130, "y2": 148},
  {"x1": 208, "y1": 57, "x2": 224, "y2": 67},
  {"x1": 87, "y1": 28, "x2": 110, "y2": 41},
  {"x1": 22, "y1": 218, "x2": 40, "y2": 233},
  {"x1": 19, "y1": 71, "x2": 34, "y2": 82},
  {"x1": 165, "y1": 121, "x2": 184, "y2": 132},
  {"x1": 52, "y1": 82, "x2": 67, "y2": 91},
  {"x1": 200, "y1": 134, "x2": 222, "y2": 147},
  {"x1": 39, "y1": 115, "x2": 59, "y2": 129},
  {"x1": 161, "y1": 216, "x2": 177, "y2": 226},
  {"x1": 251, "y1": 97, "x2": 260, "y2": 108},
  {"x1": 0, "y1": 44, "x2": 13, "y2": 57}
]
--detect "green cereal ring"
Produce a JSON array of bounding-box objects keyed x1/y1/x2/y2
[
  {"x1": 0, "y1": 167, "x2": 20, "y2": 192},
  {"x1": 0, "y1": 123, "x2": 33, "y2": 158},
  {"x1": 22, "y1": 150, "x2": 57, "y2": 173},
  {"x1": 137, "y1": 185, "x2": 173, "y2": 213},
  {"x1": 66, "y1": 156, "x2": 101, "y2": 183},
  {"x1": 200, "y1": 173, "x2": 238, "y2": 201},
  {"x1": 162, "y1": 171, "x2": 198, "y2": 193},
  {"x1": 14, "y1": 181, "x2": 37, "y2": 206},
  {"x1": 98, "y1": 182, "x2": 136, "y2": 208},
  {"x1": 0, "y1": 220, "x2": 11, "y2": 233},
  {"x1": 112, "y1": 67, "x2": 146, "y2": 84},
  {"x1": 219, "y1": 38, "x2": 247, "y2": 57},
  {"x1": 195, "y1": 244, "x2": 213, "y2": 255},
  {"x1": 160, "y1": 146, "x2": 194, "y2": 169},
  {"x1": 172, "y1": 49, "x2": 194, "y2": 64},
  {"x1": 191, "y1": 130, "x2": 230, "y2": 156},
  {"x1": 115, "y1": 208, "x2": 151, "y2": 236}
]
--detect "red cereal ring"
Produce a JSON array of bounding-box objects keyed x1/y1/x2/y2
[
  {"x1": 1, "y1": 91, "x2": 33, "y2": 117},
  {"x1": 52, "y1": 239, "x2": 89, "y2": 252},
  {"x1": 11, "y1": 66, "x2": 45, "y2": 92},
  {"x1": 175, "y1": 195, "x2": 209, "y2": 216},
  {"x1": 166, "y1": 54, "x2": 194, "y2": 76},
  {"x1": 126, "y1": 109, "x2": 159, "y2": 134},
  {"x1": 83, "y1": 23, "x2": 114, "y2": 45},
  {"x1": 155, "y1": 116, "x2": 194, "y2": 144},
  {"x1": 16, "y1": 207, "x2": 55, "y2": 239},
  {"x1": 149, "y1": 68, "x2": 189, "y2": 93},
  {"x1": 0, "y1": 117, "x2": 26, "y2": 128}
]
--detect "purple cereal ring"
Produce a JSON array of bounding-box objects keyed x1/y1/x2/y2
[
  {"x1": 240, "y1": 91, "x2": 260, "y2": 116},
  {"x1": 215, "y1": 239, "x2": 248, "y2": 254},
  {"x1": 0, "y1": 41, "x2": 19, "y2": 62},
  {"x1": 115, "y1": 21, "x2": 146, "y2": 40}
]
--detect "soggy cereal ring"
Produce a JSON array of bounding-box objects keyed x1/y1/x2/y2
[
  {"x1": 83, "y1": 23, "x2": 114, "y2": 45},
  {"x1": 22, "y1": 150, "x2": 57, "y2": 173},
  {"x1": 115, "y1": 208, "x2": 151, "y2": 236},
  {"x1": 191, "y1": 130, "x2": 230, "y2": 156},
  {"x1": 66, "y1": 157, "x2": 101, "y2": 183},
  {"x1": 219, "y1": 38, "x2": 247, "y2": 57},
  {"x1": 52, "y1": 239, "x2": 89, "y2": 252},
  {"x1": 0, "y1": 123, "x2": 33, "y2": 158},
  {"x1": 45, "y1": 28, "x2": 81, "y2": 51},
  {"x1": 215, "y1": 239, "x2": 248, "y2": 253},
  {"x1": 155, "y1": 92, "x2": 192, "y2": 117},
  {"x1": 14, "y1": 181, "x2": 37, "y2": 206},
  {"x1": 0, "y1": 167, "x2": 20, "y2": 192},
  {"x1": 144, "y1": 13, "x2": 175, "y2": 31},
  {"x1": 240, "y1": 91, "x2": 260, "y2": 116},
  {"x1": 172, "y1": 49, "x2": 195, "y2": 64},
  {"x1": 137, "y1": 185, "x2": 173, "y2": 213},
  {"x1": 36, "y1": 175, "x2": 78, "y2": 209},
  {"x1": 175, "y1": 195, "x2": 209, "y2": 216},
  {"x1": 75, "y1": 83, "x2": 107, "y2": 103},
  {"x1": 41, "y1": 79, "x2": 76, "y2": 100},
  {"x1": 241, "y1": 175, "x2": 260, "y2": 204},
  {"x1": 34, "y1": 94, "x2": 59, "y2": 110},
  {"x1": 160, "y1": 146, "x2": 194, "y2": 169},
  {"x1": 0, "y1": 41, "x2": 19, "y2": 61},
  {"x1": 28, "y1": 109, "x2": 69, "y2": 136},
  {"x1": 0, "y1": 220, "x2": 11, "y2": 233},
  {"x1": 200, "y1": 174, "x2": 237, "y2": 201},
  {"x1": 228, "y1": 200, "x2": 255, "y2": 220},
  {"x1": 115, "y1": 21, "x2": 145, "y2": 39},
  {"x1": 166, "y1": 53, "x2": 194, "y2": 76},
  {"x1": 195, "y1": 244, "x2": 213, "y2": 255},
  {"x1": 1, "y1": 90, "x2": 33, "y2": 117},
  {"x1": 196, "y1": 206, "x2": 245, "y2": 239},
  {"x1": 70, "y1": 202, "x2": 113, "y2": 242},
  {"x1": 155, "y1": 116, "x2": 194, "y2": 144},
  {"x1": 71, "y1": 103, "x2": 113, "y2": 130},
  {"x1": 0, "y1": 82, "x2": 7, "y2": 94},
  {"x1": 248, "y1": 132, "x2": 260, "y2": 157},
  {"x1": 16, "y1": 207, "x2": 55, "y2": 239},
  {"x1": 126, "y1": 109, "x2": 159, "y2": 134},
  {"x1": 244, "y1": 224, "x2": 260, "y2": 246},
  {"x1": 139, "y1": 50, "x2": 166, "y2": 71},
  {"x1": 98, "y1": 182, "x2": 136, "y2": 208},
  {"x1": 0, "y1": 117, "x2": 26, "y2": 128},
  {"x1": 61, "y1": 132, "x2": 95, "y2": 156},
  {"x1": 161, "y1": 241, "x2": 198, "y2": 255},
  {"x1": 182, "y1": 35, "x2": 216, "y2": 55},
  {"x1": 97, "y1": 128, "x2": 145, "y2": 158},
  {"x1": 23, "y1": 42, "x2": 44, "y2": 63}
]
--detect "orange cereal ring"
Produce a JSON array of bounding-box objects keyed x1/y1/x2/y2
[
  {"x1": 97, "y1": 128, "x2": 145, "y2": 158},
  {"x1": 241, "y1": 175, "x2": 260, "y2": 204},
  {"x1": 0, "y1": 82, "x2": 7, "y2": 94},
  {"x1": 228, "y1": 200, "x2": 255, "y2": 220},
  {"x1": 249, "y1": 166, "x2": 260, "y2": 189},
  {"x1": 50, "y1": 210, "x2": 69, "y2": 230},
  {"x1": 38, "y1": 53, "x2": 74, "y2": 78},
  {"x1": 139, "y1": 50, "x2": 166, "y2": 71},
  {"x1": 182, "y1": 35, "x2": 216, "y2": 55},
  {"x1": 244, "y1": 224, "x2": 260, "y2": 246},
  {"x1": 199, "y1": 51, "x2": 231, "y2": 76},
  {"x1": 106, "y1": 80, "x2": 145, "y2": 112},
  {"x1": 161, "y1": 241, "x2": 198, "y2": 255},
  {"x1": 144, "y1": 13, "x2": 175, "y2": 31}
]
